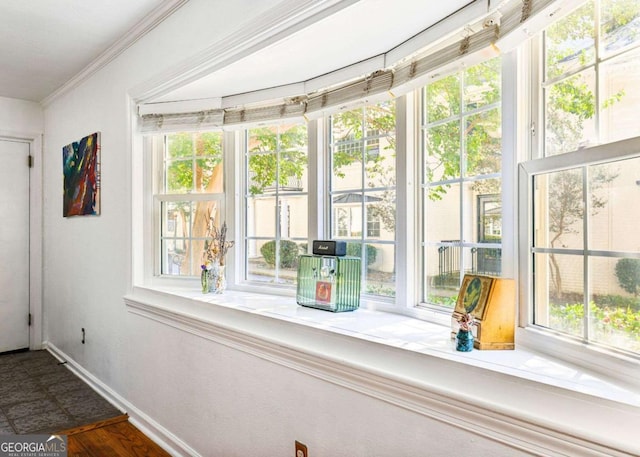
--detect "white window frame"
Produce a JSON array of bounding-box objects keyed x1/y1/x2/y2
[
  {"x1": 418, "y1": 57, "x2": 505, "y2": 311},
  {"x1": 241, "y1": 122, "x2": 310, "y2": 288},
  {"x1": 517, "y1": 1, "x2": 640, "y2": 379},
  {"x1": 138, "y1": 131, "x2": 237, "y2": 288}
]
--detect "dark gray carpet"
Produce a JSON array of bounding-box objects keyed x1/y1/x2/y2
[{"x1": 0, "y1": 350, "x2": 122, "y2": 434}]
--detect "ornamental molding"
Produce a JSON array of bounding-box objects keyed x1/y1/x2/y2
[
  {"x1": 123, "y1": 293, "x2": 635, "y2": 457},
  {"x1": 130, "y1": 0, "x2": 362, "y2": 104},
  {"x1": 41, "y1": 0, "x2": 190, "y2": 107}
]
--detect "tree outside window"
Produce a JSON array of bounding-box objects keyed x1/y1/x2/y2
[
  {"x1": 330, "y1": 102, "x2": 396, "y2": 298},
  {"x1": 532, "y1": 0, "x2": 640, "y2": 353},
  {"x1": 159, "y1": 131, "x2": 224, "y2": 276},
  {"x1": 422, "y1": 57, "x2": 502, "y2": 308},
  {"x1": 245, "y1": 123, "x2": 308, "y2": 285}
]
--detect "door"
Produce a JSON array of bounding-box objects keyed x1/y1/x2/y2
[{"x1": 0, "y1": 139, "x2": 30, "y2": 352}]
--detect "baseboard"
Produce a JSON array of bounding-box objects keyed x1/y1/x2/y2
[{"x1": 44, "y1": 341, "x2": 201, "y2": 457}]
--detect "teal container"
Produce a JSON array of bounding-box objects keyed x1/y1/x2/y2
[{"x1": 296, "y1": 254, "x2": 361, "y2": 312}]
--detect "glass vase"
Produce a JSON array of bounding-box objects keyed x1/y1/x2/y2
[
  {"x1": 456, "y1": 329, "x2": 474, "y2": 352},
  {"x1": 208, "y1": 262, "x2": 226, "y2": 294},
  {"x1": 201, "y1": 268, "x2": 209, "y2": 294}
]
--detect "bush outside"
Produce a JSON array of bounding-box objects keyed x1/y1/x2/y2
[{"x1": 260, "y1": 240, "x2": 301, "y2": 268}]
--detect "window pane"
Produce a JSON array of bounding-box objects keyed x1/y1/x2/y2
[
  {"x1": 364, "y1": 243, "x2": 395, "y2": 297},
  {"x1": 244, "y1": 122, "x2": 308, "y2": 286},
  {"x1": 248, "y1": 239, "x2": 277, "y2": 283},
  {"x1": 166, "y1": 133, "x2": 193, "y2": 159},
  {"x1": 426, "y1": 73, "x2": 460, "y2": 123},
  {"x1": 282, "y1": 196, "x2": 308, "y2": 239},
  {"x1": 589, "y1": 157, "x2": 640, "y2": 251},
  {"x1": 465, "y1": 108, "x2": 501, "y2": 176},
  {"x1": 248, "y1": 128, "x2": 277, "y2": 153},
  {"x1": 464, "y1": 57, "x2": 501, "y2": 110},
  {"x1": 600, "y1": 49, "x2": 640, "y2": 143},
  {"x1": 165, "y1": 159, "x2": 192, "y2": 193},
  {"x1": 330, "y1": 102, "x2": 396, "y2": 300},
  {"x1": 195, "y1": 157, "x2": 223, "y2": 193},
  {"x1": 193, "y1": 132, "x2": 223, "y2": 194},
  {"x1": 426, "y1": 243, "x2": 460, "y2": 308},
  {"x1": 161, "y1": 239, "x2": 185, "y2": 275},
  {"x1": 365, "y1": 138, "x2": 395, "y2": 189},
  {"x1": 279, "y1": 151, "x2": 307, "y2": 193},
  {"x1": 476, "y1": 188, "x2": 502, "y2": 243},
  {"x1": 425, "y1": 121, "x2": 461, "y2": 182},
  {"x1": 471, "y1": 246, "x2": 502, "y2": 276},
  {"x1": 332, "y1": 108, "x2": 364, "y2": 140},
  {"x1": 159, "y1": 201, "x2": 222, "y2": 276},
  {"x1": 545, "y1": 70, "x2": 597, "y2": 155},
  {"x1": 248, "y1": 151, "x2": 277, "y2": 195},
  {"x1": 534, "y1": 169, "x2": 585, "y2": 250},
  {"x1": 534, "y1": 252, "x2": 585, "y2": 338},
  {"x1": 162, "y1": 201, "x2": 192, "y2": 238},
  {"x1": 545, "y1": 2, "x2": 595, "y2": 79},
  {"x1": 247, "y1": 239, "x2": 302, "y2": 285},
  {"x1": 600, "y1": 0, "x2": 640, "y2": 56},
  {"x1": 365, "y1": 190, "x2": 395, "y2": 241},
  {"x1": 426, "y1": 183, "x2": 460, "y2": 242},
  {"x1": 165, "y1": 132, "x2": 224, "y2": 194},
  {"x1": 333, "y1": 142, "x2": 363, "y2": 190},
  {"x1": 247, "y1": 197, "x2": 276, "y2": 238},
  {"x1": 590, "y1": 256, "x2": 640, "y2": 352}
]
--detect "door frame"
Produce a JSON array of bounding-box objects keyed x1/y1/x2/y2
[{"x1": 0, "y1": 131, "x2": 43, "y2": 350}]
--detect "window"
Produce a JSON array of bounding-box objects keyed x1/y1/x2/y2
[
  {"x1": 543, "y1": 0, "x2": 640, "y2": 155},
  {"x1": 156, "y1": 131, "x2": 225, "y2": 277},
  {"x1": 244, "y1": 123, "x2": 308, "y2": 285},
  {"x1": 526, "y1": 0, "x2": 640, "y2": 355},
  {"x1": 421, "y1": 57, "x2": 502, "y2": 308},
  {"x1": 330, "y1": 102, "x2": 396, "y2": 298}
]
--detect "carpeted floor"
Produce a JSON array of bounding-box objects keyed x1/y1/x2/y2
[{"x1": 0, "y1": 350, "x2": 122, "y2": 434}]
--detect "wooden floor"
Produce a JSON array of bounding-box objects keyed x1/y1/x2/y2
[{"x1": 58, "y1": 414, "x2": 170, "y2": 457}]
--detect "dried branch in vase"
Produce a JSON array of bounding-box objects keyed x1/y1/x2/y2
[{"x1": 201, "y1": 217, "x2": 235, "y2": 269}]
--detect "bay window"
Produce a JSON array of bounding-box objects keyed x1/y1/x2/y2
[{"x1": 141, "y1": 0, "x2": 640, "y2": 362}]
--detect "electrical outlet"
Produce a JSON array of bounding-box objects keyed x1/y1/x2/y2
[{"x1": 295, "y1": 441, "x2": 308, "y2": 457}]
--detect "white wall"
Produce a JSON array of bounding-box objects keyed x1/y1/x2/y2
[
  {"x1": 0, "y1": 96, "x2": 43, "y2": 135},
  {"x1": 40, "y1": 2, "x2": 634, "y2": 457}
]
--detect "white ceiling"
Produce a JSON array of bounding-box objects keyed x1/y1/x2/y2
[
  {"x1": 0, "y1": 0, "x2": 480, "y2": 105},
  {"x1": 0, "y1": 0, "x2": 167, "y2": 102},
  {"x1": 151, "y1": 0, "x2": 475, "y2": 105}
]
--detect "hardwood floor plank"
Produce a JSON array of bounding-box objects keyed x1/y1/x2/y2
[
  {"x1": 65, "y1": 418, "x2": 170, "y2": 457},
  {"x1": 58, "y1": 414, "x2": 130, "y2": 436}
]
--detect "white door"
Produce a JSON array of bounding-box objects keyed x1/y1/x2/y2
[{"x1": 0, "y1": 139, "x2": 30, "y2": 352}]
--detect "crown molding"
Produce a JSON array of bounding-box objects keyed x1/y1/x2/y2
[
  {"x1": 40, "y1": 0, "x2": 189, "y2": 108},
  {"x1": 130, "y1": 0, "x2": 362, "y2": 103}
]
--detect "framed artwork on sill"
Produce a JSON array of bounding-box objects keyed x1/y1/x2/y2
[
  {"x1": 63, "y1": 132, "x2": 101, "y2": 217},
  {"x1": 451, "y1": 274, "x2": 516, "y2": 350},
  {"x1": 453, "y1": 274, "x2": 493, "y2": 320}
]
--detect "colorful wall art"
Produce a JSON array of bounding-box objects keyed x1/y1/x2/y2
[{"x1": 63, "y1": 132, "x2": 101, "y2": 217}]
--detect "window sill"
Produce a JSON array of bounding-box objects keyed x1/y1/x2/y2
[{"x1": 124, "y1": 285, "x2": 640, "y2": 456}]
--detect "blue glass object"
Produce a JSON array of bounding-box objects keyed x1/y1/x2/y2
[{"x1": 456, "y1": 329, "x2": 474, "y2": 352}]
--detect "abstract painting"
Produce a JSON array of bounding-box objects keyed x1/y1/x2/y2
[{"x1": 63, "y1": 132, "x2": 101, "y2": 217}]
